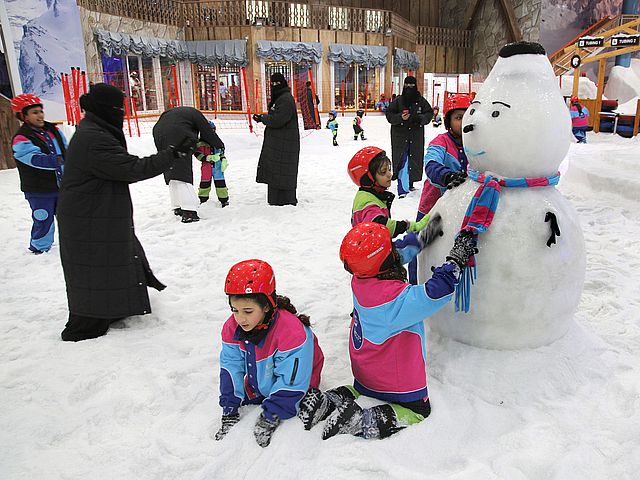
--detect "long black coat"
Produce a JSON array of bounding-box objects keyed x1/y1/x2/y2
[
  {"x1": 58, "y1": 112, "x2": 176, "y2": 319},
  {"x1": 385, "y1": 95, "x2": 433, "y2": 183},
  {"x1": 152, "y1": 106, "x2": 224, "y2": 184},
  {"x1": 256, "y1": 88, "x2": 300, "y2": 190}
]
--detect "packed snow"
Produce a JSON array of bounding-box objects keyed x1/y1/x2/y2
[{"x1": 1, "y1": 115, "x2": 639, "y2": 479}]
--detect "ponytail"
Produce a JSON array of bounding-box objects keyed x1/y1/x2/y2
[{"x1": 276, "y1": 295, "x2": 311, "y2": 326}]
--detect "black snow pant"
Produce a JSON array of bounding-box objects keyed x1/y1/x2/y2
[
  {"x1": 61, "y1": 314, "x2": 123, "y2": 342},
  {"x1": 267, "y1": 185, "x2": 297, "y2": 206}
]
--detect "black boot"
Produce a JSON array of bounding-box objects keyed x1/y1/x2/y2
[
  {"x1": 181, "y1": 210, "x2": 200, "y2": 223},
  {"x1": 199, "y1": 196, "x2": 209, "y2": 204},
  {"x1": 361, "y1": 133, "x2": 367, "y2": 140},
  {"x1": 333, "y1": 138, "x2": 338, "y2": 146},
  {"x1": 61, "y1": 314, "x2": 112, "y2": 342},
  {"x1": 354, "y1": 135, "x2": 358, "y2": 140},
  {"x1": 299, "y1": 386, "x2": 356, "y2": 430},
  {"x1": 173, "y1": 207, "x2": 183, "y2": 216}
]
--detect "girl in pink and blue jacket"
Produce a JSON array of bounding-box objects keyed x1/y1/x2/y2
[
  {"x1": 214, "y1": 259, "x2": 324, "y2": 448},
  {"x1": 569, "y1": 96, "x2": 589, "y2": 143},
  {"x1": 297, "y1": 222, "x2": 477, "y2": 440}
]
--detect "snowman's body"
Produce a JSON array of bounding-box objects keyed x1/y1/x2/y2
[
  {"x1": 418, "y1": 181, "x2": 585, "y2": 349},
  {"x1": 417, "y1": 42, "x2": 586, "y2": 349}
]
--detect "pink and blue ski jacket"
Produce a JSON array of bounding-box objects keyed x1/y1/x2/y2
[
  {"x1": 348, "y1": 262, "x2": 458, "y2": 403},
  {"x1": 570, "y1": 105, "x2": 589, "y2": 128},
  {"x1": 423, "y1": 132, "x2": 467, "y2": 191},
  {"x1": 219, "y1": 309, "x2": 324, "y2": 421}
]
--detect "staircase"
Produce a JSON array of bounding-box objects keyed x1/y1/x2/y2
[{"x1": 549, "y1": 14, "x2": 640, "y2": 76}]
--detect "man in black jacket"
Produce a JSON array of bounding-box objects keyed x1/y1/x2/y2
[
  {"x1": 57, "y1": 83, "x2": 195, "y2": 342},
  {"x1": 153, "y1": 106, "x2": 225, "y2": 222},
  {"x1": 253, "y1": 73, "x2": 300, "y2": 206},
  {"x1": 385, "y1": 76, "x2": 433, "y2": 198}
]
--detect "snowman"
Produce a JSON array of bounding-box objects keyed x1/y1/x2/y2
[{"x1": 418, "y1": 42, "x2": 586, "y2": 349}]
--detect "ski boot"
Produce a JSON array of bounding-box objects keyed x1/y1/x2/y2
[
  {"x1": 181, "y1": 210, "x2": 200, "y2": 223},
  {"x1": 322, "y1": 401, "x2": 403, "y2": 440},
  {"x1": 298, "y1": 386, "x2": 356, "y2": 430},
  {"x1": 173, "y1": 207, "x2": 183, "y2": 216},
  {"x1": 354, "y1": 135, "x2": 358, "y2": 141},
  {"x1": 360, "y1": 133, "x2": 367, "y2": 141},
  {"x1": 333, "y1": 139, "x2": 339, "y2": 146}
]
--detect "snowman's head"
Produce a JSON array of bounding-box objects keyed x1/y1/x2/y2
[{"x1": 462, "y1": 42, "x2": 571, "y2": 178}]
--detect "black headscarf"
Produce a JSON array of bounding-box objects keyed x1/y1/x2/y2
[
  {"x1": 79, "y1": 83, "x2": 126, "y2": 129},
  {"x1": 268, "y1": 73, "x2": 289, "y2": 109},
  {"x1": 401, "y1": 75, "x2": 419, "y2": 105}
]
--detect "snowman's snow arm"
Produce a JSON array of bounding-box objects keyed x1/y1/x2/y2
[{"x1": 544, "y1": 212, "x2": 561, "y2": 247}]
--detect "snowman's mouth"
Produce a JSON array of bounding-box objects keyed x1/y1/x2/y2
[{"x1": 464, "y1": 147, "x2": 486, "y2": 156}]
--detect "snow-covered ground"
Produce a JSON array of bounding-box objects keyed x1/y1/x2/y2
[{"x1": 1, "y1": 115, "x2": 639, "y2": 480}]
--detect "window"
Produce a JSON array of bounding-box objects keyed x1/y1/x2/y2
[
  {"x1": 334, "y1": 63, "x2": 380, "y2": 110},
  {"x1": 100, "y1": 54, "x2": 160, "y2": 113},
  {"x1": 246, "y1": 0, "x2": 269, "y2": 25},
  {"x1": 329, "y1": 7, "x2": 348, "y2": 30},
  {"x1": 365, "y1": 10, "x2": 384, "y2": 33},
  {"x1": 264, "y1": 60, "x2": 318, "y2": 108},
  {"x1": 289, "y1": 3, "x2": 308, "y2": 28},
  {"x1": 160, "y1": 58, "x2": 180, "y2": 110}
]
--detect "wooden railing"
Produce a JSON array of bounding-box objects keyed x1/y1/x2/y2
[
  {"x1": 418, "y1": 26, "x2": 472, "y2": 48},
  {"x1": 76, "y1": 0, "x2": 392, "y2": 33}
]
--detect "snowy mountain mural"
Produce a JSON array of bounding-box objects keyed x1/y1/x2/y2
[{"x1": 4, "y1": 0, "x2": 86, "y2": 116}]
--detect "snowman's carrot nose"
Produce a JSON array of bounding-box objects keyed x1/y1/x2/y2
[{"x1": 463, "y1": 124, "x2": 474, "y2": 133}]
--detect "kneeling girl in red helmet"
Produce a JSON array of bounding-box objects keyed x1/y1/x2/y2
[
  {"x1": 297, "y1": 222, "x2": 477, "y2": 440},
  {"x1": 215, "y1": 259, "x2": 325, "y2": 447},
  {"x1": 348, "y1": 146, "x2": 438, "y2": 267}
]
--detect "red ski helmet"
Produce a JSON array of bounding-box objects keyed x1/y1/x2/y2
[
  {"x1": 570, "y1": 95, "x2": 579, "y2": 104},
  {"x1": 11, "y1": 93, "x2": 43, "y2": 115},
  {"x1": 348, "y1": 146, "x2": 386, "y2": 188},
  {"x1": 444, "y1": 93, "x2": 472, "y2": 129},
  {"x1": 224, "y1": 259, "x2": 276, "y2": 307},
  {"x1": 339, "y1": 222, "x2": 395, "y2": 278}
]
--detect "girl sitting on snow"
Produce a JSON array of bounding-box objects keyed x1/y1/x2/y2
[
  {"x1": 215, "y1": 259, "x2": 325, "y2": 447},
  {"x1": 297, "y1": 222, "x2": 476, "y2": 440},
  {"x1": 195, "y1": 121, "x2": 230, "y2": 207},
  {"x1": 349, "y1": 146, "x2": 438, "y2": 266}
]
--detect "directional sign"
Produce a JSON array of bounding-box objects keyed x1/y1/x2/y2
[
  {"x1": 578, "y1": 37, "x2": 604, "y2": 48},
  {"x1": 611, "y1": 34, "x2": 640, "y2": 47}
]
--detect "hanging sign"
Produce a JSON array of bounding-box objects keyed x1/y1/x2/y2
[
  {"x1": 570, "y1": 55, "x2": 581, "y2": 68},
  {"x1": 577, "y1": 37, "x2": 604, "y2": 48},
  {"x1": 610, "y1": 34, "x2": 640, "y2": 47}
]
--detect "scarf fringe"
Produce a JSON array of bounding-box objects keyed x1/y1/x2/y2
[{"x1": 454, "y1": 264, "x2": 476, "y2": 313}]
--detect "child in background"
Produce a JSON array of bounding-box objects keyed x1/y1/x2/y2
[
  {"x1": 353, "y1": 109, "x2": 366, "y2": 141},
  {"x1": 408, "y1": 93, "x2": 471, "y2": 283},
  {"x1": 195, "y1": 121, "x2": 229, "y2": 207},
  {"x1": 375, "y1": 94, "x2": 389, "y2": 112},
  {"x1": 11, "y1": 93, "x2": 67, "y2": 254},
  {"x1": 569, "y1": 96, "x2": 589, "y2": 143},
  {"x1": 326, "y1": 110, "x2": 339, "y2": 146},
  {"x1": 297, "y1": 222, "x2": 477, "y2": 440},
  {"x1": 348, "y1": 146, "x2": 439, "y2": 266},
  {"x1": 431, "y1": 106, "x2": 442, "y2": 127},
  {"x1": 215, "y1": 259, "x2": 325, "y2": 448}
]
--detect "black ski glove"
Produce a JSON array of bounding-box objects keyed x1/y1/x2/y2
[
  {"x1": 419, "y1": 213, "x2": 444, "y2": 248},
  {"x1": 254, "y1": 412, "x2": 280, "y2": 448},
  {"x1": 446, "y1": 230, "x2": 478, "y2": 268},
  {"x1": 170, "y1": 137, "x2": 197, "y2": 159},
  {"x1": 252, "y1": 114, "x2": 263, "y2": 123},
  {"x1": 443, "y1": 171, "x2": 467, "y2": 189},
  {"x1": 214, "y1": 414, "x2": 240, "y2": 441}
]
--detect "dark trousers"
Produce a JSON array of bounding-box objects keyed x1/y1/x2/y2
[
  {"x1": 24, "y1": 192, "x2": 58, "y2": 253},
  {"x1": 61, "y1": 314, "x2": 123, "y2": 342},
  {"x1": 267, "y1": 185, "x2": 297, "y2": 206}
]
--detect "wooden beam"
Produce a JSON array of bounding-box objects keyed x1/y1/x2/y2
[
  {"x1": 463, "y1": 0, "x2": 483, "y2": 30},
  {"x1": 583, "y1": 44, "x2": 640, "y2": 64},
  {"x1": 634, "y1": 99, "x2": 640, "y2": 137},
  {"x1": 572, "y1": 48, "x2": 581, "y2": 97},
  {"x1": 593, "y1": 59, "x2": 606, "y2": 134},
  {"x1": 497, "y1": 0, "x2": 522, "y2": 42}
]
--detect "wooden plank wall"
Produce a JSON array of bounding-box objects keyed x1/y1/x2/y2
[
  {"x1": 415, "y1": 44, "x2": 471, "y2": 75},
  {"x1": 1, "y1": 96, "x2": 19, "y2": 170}
]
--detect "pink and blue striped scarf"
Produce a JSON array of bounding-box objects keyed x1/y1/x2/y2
[{"x1": 455, "y1": 169, "x2": 561, "y2": 312}]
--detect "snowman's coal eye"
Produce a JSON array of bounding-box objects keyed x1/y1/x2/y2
[
  {"x1": 492, "y1": 110, "x2": 500, "y2": 118},
  {"x1": 469, "y1": 108, "x2": 476, "y2": 115}
]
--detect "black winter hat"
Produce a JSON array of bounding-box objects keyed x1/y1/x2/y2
[
  {"x1": 80, "y1": 83, "x2": 125, "y2": 128},
  {"x1": 270, "y1": 72, "x2": 288, "y2": 87}
]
